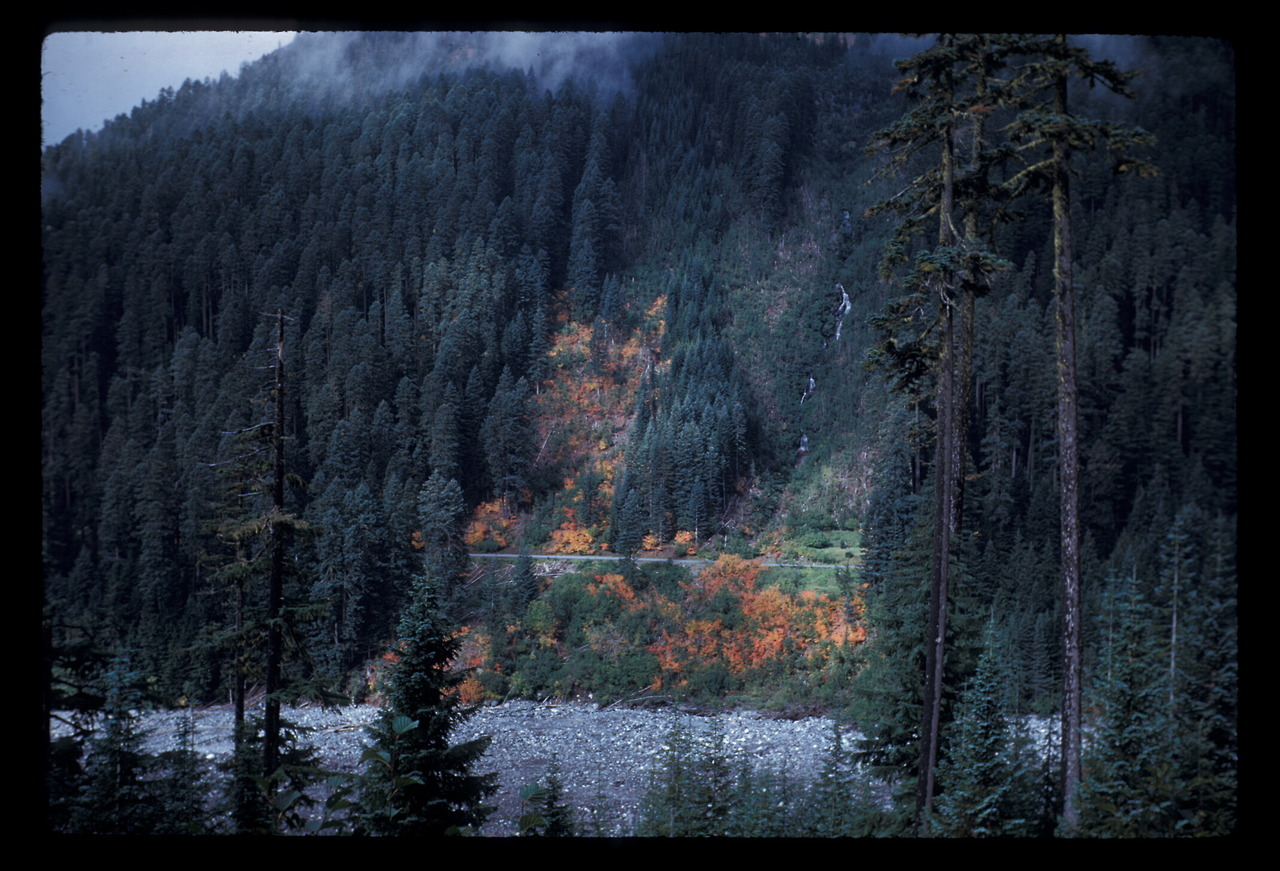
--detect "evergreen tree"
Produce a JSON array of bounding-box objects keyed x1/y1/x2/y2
[
  {"x1": 68, "y1": 653, "x2": 164, "y2": 834},
  {"x1": 798, "y1": 723, "x2": 860, "y2": 837},
  {"x1": 44, "y1": 612, "x2": 107, "y2": 833},
  {"x1": 513, "y1": 545, "x2": 540, "y2": 606},
  {"x1": 1172, "y1": 512, "x2": 1237, "y2": 835},
  {"x1": 152, "y1": 706, "x2": 216, "y2": 835},
  {"x1": 520, "y1": 754, "x2": 577, "y2": 837},
  {"x1": 310, "y1": 479, "x2": 401, "y2": 675},
  {"x1": 429, "y1": 391, "x2": 463, "y2": 483},
  {"x1": 1077, "y1": 571, "x2": 1176, "y2": 836},
  {"x1": 684, "y1": 720, "x2": 737, "y2": 836},
  {"x1": 611, "y1": 481, "x2": 645, "y2": 556},
  {"x1": 538, "y1": 755, "x2": 577, "y2": 837},
  {"x1": 358, "y1": 573, "x2": 497, "y2": 835},
  {"x1": 416, "y1": 471, "x2": 469, "y2": 596},
  {"x1": 851, "y1": 408, "x2": 929, "y2": 816},
  {"x1": 864, "y1": 35, "x2": 1014, "y2": 823},
  {"x1": 932, "y1": 627, "x2": 1030, "y2": 837},
  {"x1": 1001, "y1": 35, "x2": 1156, "y2": 828},
  {"x1": 637, "y1": 722, "x2": 698, "y2": 836},
  {"x1": 480, "y1": 366, "x2": 533, "y2": 514}
]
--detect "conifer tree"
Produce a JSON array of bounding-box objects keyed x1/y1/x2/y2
[
  {"x1": 530, "y1": 754, "x2": 578, "y2": 837},
  {"x1": 199, "y1": 310, "x2": 328, "y2": 830},
  {"x1": 800, "y1": 724, "x2": 860, "y2": 837},
  {"x1": 71, "y1": 653, "x2": 163, "y2": 834},
  {"x1": 1174, "y1": 513, "x2": 1237, "y2": 835},
  {"x1": 417, "y1": 471, "x2": 469, "y2": 596},
  {"x1": 262, "y1": 309, "x2": 289, "y2": 781},
  {"x1": 358, "y1": 573, "x2": 497, "y2": 835},
  {"x1": 205, "y1": 439, "x2": 273, "y2": 829},
  {"x1": 932, "y1": 627, "x2": 1027, "y2": 837},
  {"x1": 153, "y1": 705, "x2": 216, "y2": 834},
  {"x1": 685, "y1": 720, "x2": 736, "y2": 836},
  {"x1": 1001, "y1": 35, "x2": 1156, "y2": 827},
  {"x1": 429, "y1": 391, "x2": 463, "y2": 483},
  {"x1": 481, "y1": 366, "x2": 533, "y2": 515},
  {"x1": 310, "y1": 480, "x2": 398, "y2": 675},
  {"x1": 850, "y1": 408, "x2": 928, "y2": 817},
  {"x1": 637, "y1": 722, "x2": 697, "y2": 836},
  {"x1": 513, "y1": 546, "x2": 540, "y2": 606},
  {"x1": 864, "y1": 34, "x2": 1012, "y2": 825},
  {"x1": 1077, "y1": 571, "x2": 1175, "y2": 836}
]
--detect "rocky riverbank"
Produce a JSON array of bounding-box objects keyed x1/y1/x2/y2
[{"x1": 62, "y1": 699, "x2": 876, "y2": 836}]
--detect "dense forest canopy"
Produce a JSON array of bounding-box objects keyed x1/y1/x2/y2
[{"x1": 42, "y1": 32, "x2": 1235, "y2": 836}]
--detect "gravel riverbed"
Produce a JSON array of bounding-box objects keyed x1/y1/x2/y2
[{"x1": 60, "y1": 700, "x2": 877, "y2": 836}]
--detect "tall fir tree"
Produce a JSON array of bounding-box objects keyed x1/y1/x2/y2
[
  {"x1": 864, "y1": 34, "x2": 1012, "y2": 825},
  {"x1": 1001, "y1": 35, "x2": 1156, "y2": 827}
]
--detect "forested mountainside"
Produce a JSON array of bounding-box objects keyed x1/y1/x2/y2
[{"x1": 42, "y1": 33, "x2": 1235, "y2": 836}]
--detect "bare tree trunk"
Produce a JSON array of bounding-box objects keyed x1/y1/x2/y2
[
  {"x1": 916, "y1": 75, "x2": 958, "y2": 827},
  {"x1": 234, "y1": 572, "x2": 245, "y2": 743},
  {"x1": 1052, "y1": 50, "x2": 1084, "y2": 830},
  {"x1": 264, "y1": 309, "x2": 286, "y2": 780}
]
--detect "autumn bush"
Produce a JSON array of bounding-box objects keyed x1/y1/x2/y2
[{"x1": 467, "y1": 555, "x2": 866, "y2": 709}]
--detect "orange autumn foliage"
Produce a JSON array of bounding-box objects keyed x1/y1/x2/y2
[
  {"x1": 690, "y1": 554, "x2": 764, "y2": 596},
  {"x1": 453, "y1": 673, "x2": 487, "y2": 706},
  {"x1": 452, "y1": 624, "x2": 488, "y2": 671},
  {"x1": 587, "y1": 573, "x2": 643, "y2": 611},
  {"x1": 528, "y1": 301, "x2": 667, "y2": 560},
  {"x1": 451, "y1": 549, "x2": 868, "y2": 704},
  {"x1": 465, "y1": 498, "x2": 512, "y2": 548},
  {"x1": 643, "y1": 554, "x2": 865, "y2": 681},
  {"x1": 548, "y1": 520, "x2": 595, "y2": 554},
  {"x1": 364, "y1": 645, "x2": 402, "y2": 703}
]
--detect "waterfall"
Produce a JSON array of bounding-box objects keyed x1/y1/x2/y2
[
  {"x1": 800, "y1": 374, "x2": 816, "y2": 404},
  {"x1": 833, "y1": 284, "x2": 851, "y2": 342}
]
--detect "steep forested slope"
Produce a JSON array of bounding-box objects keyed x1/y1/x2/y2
[
  {"x1": 42, "y1": 32, "x2": 878, "y2": 690},
  {"x1": 42, "y1": 32, "x2": 1235, "y2": 836}
]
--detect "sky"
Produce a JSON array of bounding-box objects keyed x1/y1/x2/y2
[{"x1": 41, "y1": 30, "x2": 297, "y2": 147}]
